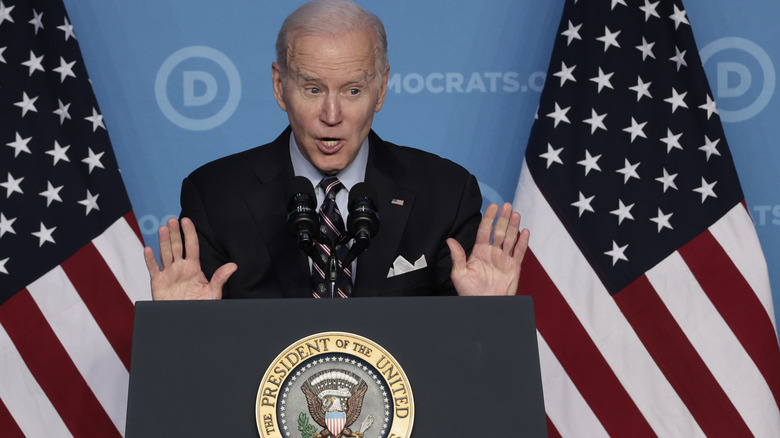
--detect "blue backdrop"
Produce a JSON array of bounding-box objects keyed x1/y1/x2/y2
[{"x1": 61, "y1": 1, "x2": 780, "y2": 339}]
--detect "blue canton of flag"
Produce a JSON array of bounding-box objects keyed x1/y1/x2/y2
[
  {"x1": 0, "y1": 0, "x2": 149, "y2": 436},
  {"x1": 527, "y1": 0, "x2": 742, "y2": 293},
  {"x1": 513, "y1": 0, "x2": 780, "y2": 437}
]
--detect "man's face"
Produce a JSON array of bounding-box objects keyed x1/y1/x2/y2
[{"x1": 272, "y1": 29, "x2": 389, "y2": 175}]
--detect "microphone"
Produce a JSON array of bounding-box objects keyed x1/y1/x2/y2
[
  {"x1": 343, "y1": 182, "x2": 380, "y2": 266},
  {"x1": 286, "y1": 177, "x2": 321, "y2": 263}
]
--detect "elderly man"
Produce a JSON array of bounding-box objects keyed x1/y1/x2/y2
[{"x1": 144, "y1": 0, "x2": 529, "y2": 300}]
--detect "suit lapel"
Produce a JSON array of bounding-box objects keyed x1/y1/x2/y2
[
  {"x1": 244, "y1": 129, "x2": 311, "y2": 298},
  {"x1": 356, "y1": 132, "x2": 415, "y2": 296}
]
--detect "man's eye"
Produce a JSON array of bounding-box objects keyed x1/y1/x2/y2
[
  {"x1": 348, "y1": 89, "x2": 360, "y2": 96},
  {"x1": 307, "y1": 87, "x2": 320, "y2": 94}
]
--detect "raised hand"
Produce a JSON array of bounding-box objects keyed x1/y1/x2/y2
[
  {"x1": 447, "y1": 202, "x2": 529, "y2": 296},
  {"x1": 143, "y1": 217, "x2": 237, "y2": 300}
]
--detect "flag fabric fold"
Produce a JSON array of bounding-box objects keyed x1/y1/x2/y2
[
  {"x1": 513, "y1": 1, "x2": 780, "y2": 436},
  {"x1": 0, "y1": 0, "x2": 150, "y2": 436}
]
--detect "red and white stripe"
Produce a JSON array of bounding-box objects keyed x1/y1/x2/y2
[
  {"x1": 0, "y1": 213, "x2": 151, "y2": 437},
  {"x1": 326, "y1": 415, "x2": 346, "y2": 436},
  {"x1": 513, "y1": 162, "x2": 780, "y2": 437},
  {"x1": 319, "y1": 209, "x2": 343, "y2": 238}
]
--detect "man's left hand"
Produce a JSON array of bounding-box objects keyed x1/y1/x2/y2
[{"x1": 447, "y1": 202, "x2": 530, "y2": 296}]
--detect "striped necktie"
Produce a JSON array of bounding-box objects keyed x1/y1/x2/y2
[{"x1": 311, "y1": 177, "x2": 352, "y2": 298}]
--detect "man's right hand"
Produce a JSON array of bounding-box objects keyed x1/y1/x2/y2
[{"x1": 143, "y1": 217, "x2": 237, "y2": 300}]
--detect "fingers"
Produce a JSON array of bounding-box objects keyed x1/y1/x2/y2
[
  {"x1": 210, "y1": 262, "x2": 238, "y2": 299},
  {"x1": 143, "y1": 246, "x2": 160, "y2": 275},
  {"x1": 501, "y1": 210, "x2": 521, "y2": 255},
  {"x1": 446, "y1": 238, "x2": 467, "y2": 272},
  {"x1": 514, "y1": 228, "x2": 530, "y2": 259},
  {"x1": 156, "y1": 217, "x2": 195, "y2": 271},
  {"x1": 180, "y1": 217, "x2": 200, "y2": 262},
  {"x1": 491, "y1": 203, "x2": 510, "y2": 246},
  {"x1": 157, "y1": 220, "x2": 173, "y2": 269},
  {"x1": 480, "y1": 203, "x2": 523, "y2": 255},
  {"x1": 475, "y1": 203, "x2": 499, "y2": 245},
  {"x1": 507, "y1": 229, "x2": 529, "y2": 296},
  {"x1": 168, "y1": 217, "x2": 184, "y2": 262},
  {"x1": 491, "y1": 203, "x2": 517, "y2": 251}
]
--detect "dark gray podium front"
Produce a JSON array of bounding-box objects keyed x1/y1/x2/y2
[{"x1": 126, "y1": 296, "x2": 546, "y2": 437}]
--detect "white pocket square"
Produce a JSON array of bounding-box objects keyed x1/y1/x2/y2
[{"x1": 387, "y1": 255, "x2": 427, "y2": 278}]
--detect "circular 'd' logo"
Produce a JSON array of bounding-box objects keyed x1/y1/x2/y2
[
  {"x1": 155, "y1": 46, "x2": 242, "y2": 131},
  {"x1": 256, "y1": 332, "x2": 414, "y2": 438},
  {"x1": 699, "y1": 37, "x2": 776, "y2": 123}
]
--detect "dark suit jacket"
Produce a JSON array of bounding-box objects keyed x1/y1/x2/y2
[{"x1": 180, "y1": 127, "x2": 482, "y2": 298}]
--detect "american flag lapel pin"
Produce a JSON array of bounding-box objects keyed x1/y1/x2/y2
[{"x1": 391, "y1": 198, "x2": 404, "y2": 206}]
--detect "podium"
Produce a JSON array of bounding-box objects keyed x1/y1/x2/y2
[{"x1": 125, "y1": 296, "x2": 547, "y2": 437}]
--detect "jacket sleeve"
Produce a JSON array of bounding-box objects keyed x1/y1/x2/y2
[
  {"x1": 179, "y1": 176, "x2": 233, "y2": 297},
  {"x1": 431, "y1": 173, "x2": 482, "y2": 295}
]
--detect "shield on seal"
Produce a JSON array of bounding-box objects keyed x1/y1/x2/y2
[{"x1": 325, "y1": 411, "x2": 347, "y2": 436}]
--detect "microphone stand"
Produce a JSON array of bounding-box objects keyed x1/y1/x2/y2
[
  {"x1": 316, "y1": 232, "x2": 343, "y2": 299},
  {"x1": 298, "y1": 228, "x2": 349, "y2": 299},
  {"x1": 327, "y1": 251, "x2": 338, "y2": 299},
  {"x1": 325, "y1": 234, "x2": 367, "y2": 299}
]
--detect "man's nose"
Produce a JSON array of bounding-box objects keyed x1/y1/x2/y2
[{"x1": 319, "y1": 94, "x2": 343, "y2": 126}]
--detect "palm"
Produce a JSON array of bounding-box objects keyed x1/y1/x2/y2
[
  {"x1": 449, "y1": 203, "x2": 529, "y2": 296},
  {"x1": 452, "y1": 239, "x2": 520, "y2": 295},
  {"x1": 143, "y1": 217, "x2": 236, "y2": 301},
  {"x1": 148, "y1": 252, "x2": 218, "y2": 300}
]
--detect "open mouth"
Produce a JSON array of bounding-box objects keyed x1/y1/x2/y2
[{"x1": 318, "y1": 138, "x2": 343, "y2": 154}]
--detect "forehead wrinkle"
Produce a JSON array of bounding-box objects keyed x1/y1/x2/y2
[
  {"x1": 287, "y1": 35, "x2": 378, "y2": 73},
  {"x1": 289, "y1": 42, "x2": 375, "y2": 68},
  {"x1": 293, "y1": 68, "x2": 373, "y2": 87}
]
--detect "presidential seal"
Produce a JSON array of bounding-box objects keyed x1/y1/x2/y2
[{"x1": 256, "y1": 332, "x2": 414, "y2": 438}]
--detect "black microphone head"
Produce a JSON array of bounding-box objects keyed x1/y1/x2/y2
[
  {"x1": 286, "y1": 176, "x2": 318, "y2": 237},
  {"x1": 347, "y1": 182, "x2": 379, "y2": 240},
  {"x1": 287, "y1": 176, "x2": 316, "y2": 203},
  {"x1": 348, "y1": 182, "x2": 378, "y2": 206}
]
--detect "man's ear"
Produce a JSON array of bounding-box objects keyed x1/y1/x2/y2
[
  {"x1": 375, "y1": 66, "x2": 390, "y2": 113},
  {"x1": 271, "y1": 61, "x2": 287, "y2": 112}
]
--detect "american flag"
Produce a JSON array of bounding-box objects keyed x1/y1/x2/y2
[
  {"x1": 0, "y1": 0, "x2": 149, "y2": 436},
  {"x1": 513, "y1": 0, "x2": 780, "y2": 436}
]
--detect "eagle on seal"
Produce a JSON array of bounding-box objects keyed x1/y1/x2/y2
[{"x1": 301, "y1": 370, "x2": 371, "y2": 438}]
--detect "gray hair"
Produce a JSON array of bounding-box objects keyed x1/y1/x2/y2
[{"x1": 275, "y1": 0, "x2": 388, "y2": 78}]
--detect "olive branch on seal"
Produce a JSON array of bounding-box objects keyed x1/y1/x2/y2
[{"x1": 297, "y1": 412, "x2": 318, "y2": 438}]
